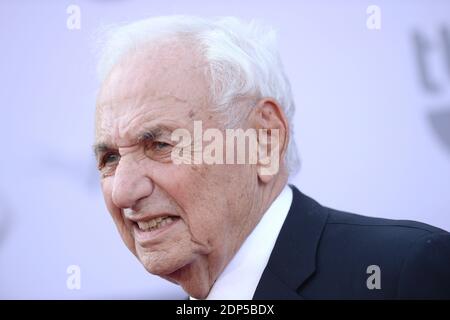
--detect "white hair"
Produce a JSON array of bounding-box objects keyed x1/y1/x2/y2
[{"x1": 96, "y1": 15, "x2": 300, "y2": 175}]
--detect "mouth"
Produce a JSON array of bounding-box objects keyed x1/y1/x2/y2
[
  {"x1": 131, "y1": 215, "x2": 181, "y2": 244},
  {"x1": 136, "y1": 215, "x2": 177, "y2": 231}
]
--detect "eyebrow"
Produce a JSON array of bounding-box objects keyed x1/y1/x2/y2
[
  {"x1": 93, "y1": 143, "x2": 111, "y2": 159},
  {"x1": 93, "y1": 126, "x2": 170, "y2": 159}
]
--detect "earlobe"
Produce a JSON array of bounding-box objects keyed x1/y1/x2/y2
[{"x1": 257, "y1": 127, "x2": 280, "y2": 183}]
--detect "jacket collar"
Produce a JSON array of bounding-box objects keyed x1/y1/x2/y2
[{"x1": 253, "y1": 185, "x2": 329, "y2": 299}]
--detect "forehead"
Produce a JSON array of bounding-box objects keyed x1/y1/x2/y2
[{"x1": 95, "y1": 38, "x2": 212, "y2": 145}]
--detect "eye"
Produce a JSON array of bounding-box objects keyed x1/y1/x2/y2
[
  {"x1": 97, "y1": 152, "x2": 120, "y2": 177},
  {"x1": 100, "y1": 152, "x2": 120, "y2": 167},
  {"x1": 153, "y1": 141, "x2": 171, "y2": 150},
  {"x1": 144, "y1": 141, "x2": 173, "y2": 162}
]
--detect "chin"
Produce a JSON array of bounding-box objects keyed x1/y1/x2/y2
[{"x1": 138, "y1": 251, "x2": 190, "y2": 278}]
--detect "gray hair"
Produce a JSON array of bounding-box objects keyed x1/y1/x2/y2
[{"x1": 96, "y1": 15, "x2": 300, "y2": 176}]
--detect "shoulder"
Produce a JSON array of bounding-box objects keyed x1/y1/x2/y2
[
  {"x1": 318, "y1": 207, "x2": 450, "y2": 298},
  {"x1": 396, "y1": 231, "x2": 450, "y2": 298},
  {"x1": 325, "y1": 207, "x2": 447, "y2": 242}
]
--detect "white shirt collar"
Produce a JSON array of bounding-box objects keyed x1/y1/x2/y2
[{"x1": 191, "y1": 184, "x2": 293, "y2": 300}]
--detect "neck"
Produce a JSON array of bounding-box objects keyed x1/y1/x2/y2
[
  {"x1": 184, "y1": 170, "x2": 289, "y2": 299},
  {"x1": 224, "y1": 169, "x2": 289, "y2": 277}
]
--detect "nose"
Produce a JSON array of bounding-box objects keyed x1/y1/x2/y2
[{"x1": 111, "y1": 155, "x2": 154, "y2": 210}]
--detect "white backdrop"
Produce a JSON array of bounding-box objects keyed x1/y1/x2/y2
[{"x1": 0, "y1": 0, "x2": 449, "y2": 299}]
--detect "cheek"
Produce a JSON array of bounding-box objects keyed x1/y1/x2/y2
[
  {"x1": 183, "y1": 167, "x2": 250, "y2": 243},
  {"x1": 175, "y1": 172, "x2": 232, "y2": 242},
  {"x1": 151, "y1": 164, "x2": 240, "y2": 249}
]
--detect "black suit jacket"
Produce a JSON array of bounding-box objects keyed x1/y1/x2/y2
[{"x1": 253, "y1": 185, "x2": 450, "y2": 299}]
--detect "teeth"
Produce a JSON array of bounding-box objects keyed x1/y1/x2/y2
[{"x1": 137, "y1": 216, "x2": 175, "y2": 231}]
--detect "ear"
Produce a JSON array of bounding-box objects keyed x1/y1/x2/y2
[{"x1": 249, "y1": 98, "x2": 289, "y2": 184}]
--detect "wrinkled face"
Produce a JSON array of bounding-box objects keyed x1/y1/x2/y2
[{"x1": 94, "y1": 40, "x2": 259, "y2": 296}]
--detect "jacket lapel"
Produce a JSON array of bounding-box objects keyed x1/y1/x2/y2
[{"x1": 253, "y1": 185, "x2": 329, "y2": 299}]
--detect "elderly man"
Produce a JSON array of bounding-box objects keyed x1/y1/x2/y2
[{"x1": 94, "y1": 16, "x2": 450, "y2": 299}]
